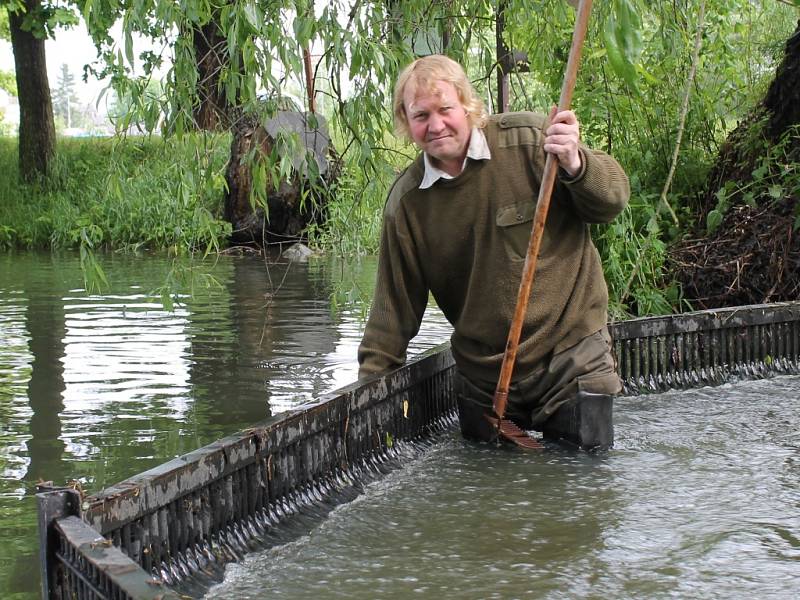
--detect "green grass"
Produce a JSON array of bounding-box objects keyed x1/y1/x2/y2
[
  {"x1": 0, "y1": 133, "x2": 687, "y2": 318},
  {"x1": 0, "y1": 134, "x2": 232, "y2": 254},
  {"x1": 0, "y1": 133, "x2": 399, "y2": 258}
]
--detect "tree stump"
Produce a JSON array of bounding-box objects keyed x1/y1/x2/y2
[{"x1": 224, "y1": 110, "x2": 337, "y2": 246}]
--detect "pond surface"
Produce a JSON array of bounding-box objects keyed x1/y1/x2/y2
[
  {"x1": 3, "y1": 252, "x2": 799, "y2": 599},
  {"x1": 0, "y1": 250, "x2": 452, "y2": 599},
  {"x1": 211, "y1": 376, "x2": 800, "y2": 599}
]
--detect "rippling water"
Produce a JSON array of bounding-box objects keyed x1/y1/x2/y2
[
  {"x1": 211, "y1": 376, "x2": 800, "y2": 600},
  {"x1": 0, "y1": 251, "x2": 452, "y2": 599},
  {"x1": 3, "y1": 252, "x2": 799, "y2": 599}
]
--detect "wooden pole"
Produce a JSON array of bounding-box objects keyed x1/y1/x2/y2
[{"x1": 492, "y1": 0, "x2": 594, "y2": 422}]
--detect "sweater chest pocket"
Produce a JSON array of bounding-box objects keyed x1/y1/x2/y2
[{"x1": 496, "y1": 201, "x2": 536, "y2": 261}]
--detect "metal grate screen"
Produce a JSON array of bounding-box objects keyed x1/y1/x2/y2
[{"x1": 37, "y1": 302, "x2": 800, "y2": 599}]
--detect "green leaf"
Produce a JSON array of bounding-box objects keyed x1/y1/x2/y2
[
  {"x1": 82, "y1": 0, "x2": 94, "y2": 24},
  {"x1": 768, "y1": 185, "x2": 783, "y2": 199},
  {"x1": 752, "y1": 164, "x2": 768, "y2": 180},
  {"x1": 706, "y1": 209, "x2": 723, "y2": 234},
  {"x1": 243, "y1": 2, "x2": 260, "y2": 32},
  {"x1": 616, "y1": 0, "x2": 643, "y2": 62},
  {"x1": 125, "y1": 28, "x2": 134, "y2": 67},
  {"x1": 603, "y1": 15, "x2": 638, "y2": 89}
]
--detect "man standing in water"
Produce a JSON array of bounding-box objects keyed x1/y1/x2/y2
[{"x1": 357, "y1": 55, "x2": 629, "y2": 450}]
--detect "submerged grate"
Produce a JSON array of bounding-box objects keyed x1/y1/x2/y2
[{"x1": 37, "y1": 302, "x2": 800, "y2": 599}]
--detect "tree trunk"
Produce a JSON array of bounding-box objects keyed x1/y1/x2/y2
[
  {"x1": 224, "y1": 111, "x2": 337, "y2": 246},
  {"x1": 192, "y1": 19, "x2": 231, "y2": 130},
  {"x1": 8, "y1": 1, "x2": 56, "y2": 181}
]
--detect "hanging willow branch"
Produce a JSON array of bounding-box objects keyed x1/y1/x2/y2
[
  {"x1": 658, "y1": 0, "x2": 706, "y2": 225},
  {"x1": 620, "y1": 0, "x2": 706, "y2": 306}
]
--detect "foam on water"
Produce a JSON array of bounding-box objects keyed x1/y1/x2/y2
[{"x1": 210, "y1": 376, "x2": 800, "y2": 599}]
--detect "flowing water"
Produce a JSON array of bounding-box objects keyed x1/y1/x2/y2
[
  {"x1": 211, "y1": 376, "x2": 800, "y2": 599},
  {"x1": 2, "y1": 252, "x2": 799, "y2": 599},
  {"x1": 0, "y1": 251, "x2": 451, "y2": 599}
]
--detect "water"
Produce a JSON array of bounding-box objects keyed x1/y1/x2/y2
[
  {"x1": 211, "y1": 376, "x2": 800, "y2": 600},
  {"x1": 3, "y1": 252, "x2": 800, "y2": 599},
  {"x1": 0, "y1": 251, "x2": 452, "y2": 599}
]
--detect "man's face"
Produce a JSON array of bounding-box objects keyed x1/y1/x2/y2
[{"x1": 403, "y1": 80, "x2": 471, "y2": 172}]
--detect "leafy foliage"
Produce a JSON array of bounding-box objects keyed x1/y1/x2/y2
[
  {"x1": 0, "y1": 70, "x2": 16, "y2": 95},
  {"x1": 501, "y1": 0, "x2": 797, "y2": 314},
  {"x1": 4, "y1": 0, "x2": 799, "y2": 316},
  {"x1": 1, "y1": 0, "x2": 78, "y2": 39},
  {"x1": 0, "y1": 9, "x2": 9, "y2": 39}
]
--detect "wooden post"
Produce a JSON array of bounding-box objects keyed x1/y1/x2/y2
[{"x1": 495, "y1": 0, "x2": 510, "y2": 113}]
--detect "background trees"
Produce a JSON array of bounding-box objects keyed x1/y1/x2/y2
[
  {"x1": 52, "y1": 62, "x2": 78, "y2": 128},
  {"x1": 1, "y1": 0, "x2": 798, "y2": 314}
]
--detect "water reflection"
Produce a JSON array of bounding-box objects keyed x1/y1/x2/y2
[
  {"x1": 0, "y1": 289, "x2": 34, "y2": 489},
  {"x1": 0, "y1": 250, "x2": 452, "y2": 599},
  {"x1": 25, "y1": 265, "x2": 70, "y2": 489}
]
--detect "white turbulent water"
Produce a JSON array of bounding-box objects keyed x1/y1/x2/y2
[{"x1": 209, "y1": 376, "x2": 800, "y2": 600}]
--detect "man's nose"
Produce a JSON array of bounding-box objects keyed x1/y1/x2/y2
[{"x1": 428, "y1": 113, "x2": 445, "y2": 132}]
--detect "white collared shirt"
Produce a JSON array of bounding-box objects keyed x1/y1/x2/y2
[{"x1": 419, "y1": 127, "x2": 491, "y2": 189}]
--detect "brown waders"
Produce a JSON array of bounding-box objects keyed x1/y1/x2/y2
[{"x1": 455, "y1": 328, "x2": 620, "y2": 451}]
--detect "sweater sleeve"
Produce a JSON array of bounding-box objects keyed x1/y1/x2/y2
[
  {"x1": 506, "y1": 112, "x2": 629, "y2": 224},
  {"x1": 558, "y1": 146, "x2": 630, "y2": 223},
  {"x1": 357, "y1": 198, "x2": 429, "y2": 379}
]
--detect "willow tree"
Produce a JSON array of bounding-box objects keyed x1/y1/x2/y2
[{"x1": 80, "y1": 0, "x2": 504, "y2": 244}]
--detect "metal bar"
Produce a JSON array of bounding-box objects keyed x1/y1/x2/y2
[
  {"x1": 37, "y1": 486, "x2": 81, "y2": 599},
  {"x1": 36, "y1": 302, "x2": 800, "y2": 599},
  {"x1": 55, "y1": 515, "x2": 180, "y2": 599}
]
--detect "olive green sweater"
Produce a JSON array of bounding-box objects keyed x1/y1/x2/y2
[{"x1": 358, "y1": 112, "x2": 629, "y2": 384}]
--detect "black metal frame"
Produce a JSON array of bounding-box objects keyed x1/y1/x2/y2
[
  {"x1": 36, "y1": 302, "x2": 800, "y2": 599},
  {"x1": 610, "y1": 302, "x2": 800, "y2": 394}
]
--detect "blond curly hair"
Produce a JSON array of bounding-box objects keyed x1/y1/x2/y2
[{"x1": 393, "y1": 55, "x2": 488, "y2": 141}]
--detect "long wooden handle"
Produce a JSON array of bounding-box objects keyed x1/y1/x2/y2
[{"x1": 493, "y1": 0, "x2": 594, "y2": 421}]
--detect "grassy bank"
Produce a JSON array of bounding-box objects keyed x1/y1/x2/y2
[
  {"x1": 0, "y1": 134, "x2": 678, "y2": 316},
  {"x1": 0, "y1": 135, "x2": 232, "y2": 254},
  {"x1": 0, "y1": 134, "x2": 394, "y2": 256}
]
